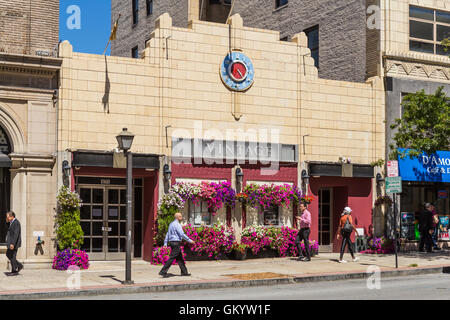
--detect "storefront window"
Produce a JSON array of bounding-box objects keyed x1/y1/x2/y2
[
  {"x1": 263, "y1": 206, "x2": 279, "y2": 226},
  {"x1": 189, "y1": 201, "x2": 211, "y2": 226}
]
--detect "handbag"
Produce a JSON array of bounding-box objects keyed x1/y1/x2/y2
[{"x1": 343, "y1": 216, "x2": 353, "y2": 234}]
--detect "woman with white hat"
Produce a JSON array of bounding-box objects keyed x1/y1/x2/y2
[{"x1": 336, "y1": 207, "x2": 359, "y2": 263}]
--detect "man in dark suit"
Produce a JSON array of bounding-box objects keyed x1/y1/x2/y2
[
  {"x1": 419, "y1": 203, "x2": 434, "y2": 253},
  {"x1": 5, "y1": 211, "x2": 23, "y2": 276}
]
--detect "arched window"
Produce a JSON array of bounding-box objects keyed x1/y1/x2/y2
[{"x1": 0, "y1": 126, "x2": 11, "y2": 154}]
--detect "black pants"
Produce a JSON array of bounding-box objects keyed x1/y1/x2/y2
[
  {"x1": 295, "y1": 228, "x2": 310, "y2": 259},
  {"x1": 160, "y1": 242, "x2": 188, "y2": 275},
  {"x1": 419, "y1": 230, "x2": 433, "y2": 252},
  {"x1": 339, "y1": 232, "x2": 355, "y2": 260},
  {"x1": 6, "y1": 248, "x2": 22, "y2": 272}
]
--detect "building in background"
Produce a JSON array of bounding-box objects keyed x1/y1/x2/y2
[
  {"x1": 378, "y1": 1, "x2": 450, "y2": 244},
  {"x1": 58, "y1": 11, "x2": 384, "y2": 259},
  {"x1": 0, "y1": 0, "x2": 61, "y2": 265},
  {"x1": 111, "y1": 0, "x2": 370, "y2": 83}
]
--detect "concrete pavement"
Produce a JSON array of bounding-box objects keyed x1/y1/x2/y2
[{"x1": 1, "y1": 250, "x2": 449, "y2": 299}]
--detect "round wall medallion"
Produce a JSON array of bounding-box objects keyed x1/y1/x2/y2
[{"x1": 220, "y1": 51, "x2": 254, "y2": 92}]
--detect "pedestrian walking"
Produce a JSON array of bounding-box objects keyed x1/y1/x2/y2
[
  {"x1": 159, "y1": 212, "x2": 195, "y2": 278},
  {"x1": 336, "y1": 207, "x2": 359, "y2": 263},
  {"x1": 295, "y1": 202, "x2": 312, "y2": 262},
  {"x1": 431, "y1": 205, "x2": 441, "y2": 250},
  {"x1": 419, "y1": 203, "x2": 434, "y2": 253},
  {"x1": 5, "y1": 211, "x2": 23, "y2": 276}
]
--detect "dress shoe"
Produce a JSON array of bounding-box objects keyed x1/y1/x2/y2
[{"x1": 17, "y1": 264, "x2": 23, "y2": 273}]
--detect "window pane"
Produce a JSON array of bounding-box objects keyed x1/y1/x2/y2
[
  {"x1": 81, "y1": 238, "x2": 90, "y2": 252},
  {"x1": 410, "y1": 40, "x2": 434, "y2": 54},
  {"x1": 108, "y1": 238, "x2": 119, "y2": 252},
  {"x1": 437, "y1": 24, "x2": 450, "y2": 41},
  {"x1": 263, "y1": 206, "x2": 279, "y2": 226},
  {"x1": 410, "y1": 20, "x2": 434, "y2": 40},
  {"x1": 92, "y1": 222, "x2": 103, "y2": 236},
  {"x1": 81, "y1": 222, "x2": 91, "y2": 236},
  {"x1": 92, "y1": 238, "x2": 103, "y2": 252},
  {"x1": 92, "y1": 189, "x2": 103, "y2": 203},
  {"x1": 306, "y1": 27, "x2": 319, "y2": 50},
  {"x1": 80, "y1": 188, "x2": 91, "y2": 203},
  {"x1": 134, "y1": 222, "x2": 142, "y2": 257},
  {"x1": 134, "y1": 187, "x2": 142, "y2": 221},
  {"x1": 80, "y1": 205, "x2": 90, "y2": 220},
  {"x1": 436, "y1": 44, "x2": 448, "y2": 55},
  {"x1": 92, "y1": 206, "x2": 103, "y2": 220},
  {"x1": 436, "y1": 10, "x2": 450, "y2": 24},
  {"x1": 410, "y1": 6, "x2": 434, "y2": 21},
  {"x1": 276, "y1": 0, "x2": 288, "y2": 8}
]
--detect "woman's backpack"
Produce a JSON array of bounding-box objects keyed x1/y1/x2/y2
[{"x1": 343, "y1": 216, "x2": 353, "y2": 234}]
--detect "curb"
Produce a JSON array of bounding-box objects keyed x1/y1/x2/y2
[{"x1": 1, "y1": 265, "x2": 449, "y2": 300}]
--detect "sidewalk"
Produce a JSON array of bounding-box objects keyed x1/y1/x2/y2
[{"x1": 1, "y1": 250, "x2": 449, "y2": 299}]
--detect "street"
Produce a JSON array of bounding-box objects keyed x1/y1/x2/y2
[{"x1": 55, "y1": 273, "x2": 450, "y2": 300}]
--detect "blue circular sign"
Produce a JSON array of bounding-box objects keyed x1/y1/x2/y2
[{"x1": 220, "y1": 51, "x2": 255, "y2": 92}]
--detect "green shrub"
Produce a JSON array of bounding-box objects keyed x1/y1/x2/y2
[
  {"x1": 155, "y1": 204, "x2": 178, "y2": 246},
  {"x1": 55, "y1": 186, "x2": 84, "y2": 250}
]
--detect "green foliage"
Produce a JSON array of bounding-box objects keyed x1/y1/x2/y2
[
  {"x1": 389, "y1": 87, "x2": 450, "y2": 160},
  {"x1": 155, "y1": 203, "x2": 178, "y2": 246},
  {"x1": 370, "y1": 159, "x2": 385, "y2": 168},
  {"x1": 55, "y1": 186, "x2": 84, "y2": 250},
  {"x1": 442, "y1": 38, "x2": 450, "y2": 54}
]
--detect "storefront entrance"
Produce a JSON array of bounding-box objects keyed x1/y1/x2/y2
[{"x1": 77, "y1": 177, "x2": 143, "y2": 260}]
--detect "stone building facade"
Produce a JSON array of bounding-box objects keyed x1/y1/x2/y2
[
  {"x1": 0, "y1": 0, "x2": 60, "y2": 266},
  {"x1": 59, "y1": 13, "x2": 385, "y2": 260}
]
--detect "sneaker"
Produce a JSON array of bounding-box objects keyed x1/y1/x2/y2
[
  {"x1": 338, "y1": 260, "x2": 347, "y2": 263},
  {"x1": 297, "y1": 257, "x2": 305, "y2": 261},
  {"x1": 352, "y1": 257, "x2": 360, "y2": 262}
]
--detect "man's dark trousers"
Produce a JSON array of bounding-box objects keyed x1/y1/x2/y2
[
  {"x1": 160, "y1": 241, "x2": 188, "y2": 275},
  {"x1": 6, "y1": 248, "x2": 22, "y2": 273},
  {"x1": 419, "y1": 230, "x2": 433, "y2": 252},
  {"x1": 295, "y1": 227, "x2": 311, "y2": 259}
]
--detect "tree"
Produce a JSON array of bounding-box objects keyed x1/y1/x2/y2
[{"x1": 389, "y1": 87, "x2": 450, "y2": 160}]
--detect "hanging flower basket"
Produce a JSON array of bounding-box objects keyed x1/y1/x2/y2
[
  {"x1": 375, "y1": 195, "x2": 393, "y2": 207},
  {"x1": 239, "y1": 183, "x2": 303, "y2": 211},
  {"x1": 300, "y1": 195, "x2": 315, "y2": 205}
]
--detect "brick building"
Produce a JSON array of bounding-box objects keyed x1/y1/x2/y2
[
  {"x1": 0, "y1": 0, "x2": 59, "y2": 56},
  {"x1": 111, "y1": 0, "x2": 369, "y2": 83},
  {"x1": 0, "y1": 0, "x2": 61, "y2": 266}
]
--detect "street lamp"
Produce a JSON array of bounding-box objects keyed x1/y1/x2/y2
[
  {"x1": 116, "y1": 128, "x2": 134, "y2": 285},
  {"x1": 301, "y1": 169, "x2": 310, "y2": 195}
]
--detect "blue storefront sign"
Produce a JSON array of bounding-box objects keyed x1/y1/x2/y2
[{"x1": 398, "y1": 149, "x2": 450, "y2": 183}]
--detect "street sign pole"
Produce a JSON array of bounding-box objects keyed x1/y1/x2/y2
[{"x1": 393, "y1": 193, "x2": 398, "y2": 268}]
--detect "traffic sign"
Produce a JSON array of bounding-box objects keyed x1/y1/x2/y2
[
  {"x1": 387, "y1": 160, "x2": 399, "y2": 177},
  {"x1": 385, "y1": 176, "x2": 402, "y2": 193}
]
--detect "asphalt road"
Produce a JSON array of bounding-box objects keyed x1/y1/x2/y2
[{"x1": 56, "y1": 273, "x2": 450, "y2": 300}]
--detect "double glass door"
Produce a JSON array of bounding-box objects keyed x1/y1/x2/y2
[{"x1": 79, "y1": 186, "x2": 129, "y2": 260}]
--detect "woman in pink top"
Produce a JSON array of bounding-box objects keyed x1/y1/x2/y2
[{"x1": 295, "y1": 203, "x2": 312, "y2": 261}]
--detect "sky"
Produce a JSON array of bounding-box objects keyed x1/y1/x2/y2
[{"x1": 59, "y1": 1, "x2": 112, "y2": 55}]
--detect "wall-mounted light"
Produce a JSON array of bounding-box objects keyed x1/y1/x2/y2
[
  {"x1": 163, "y1": 164, "x2": 172, "y2": 193},
  {"x1": 301, "y1": 169, "x2": 310, "y2": 185},
  {"x1": 62, "y1": 160, "x2": 71, "y2": 187},
  {"x1": 163, "y1": 164, "x2": 172, "y2": 182},
  {"x1": 235, "y1": 167, "x2": 244, "y2": 193},
  {"x1": 376, "y1": 173, "x2": 384, "y2": 185}
]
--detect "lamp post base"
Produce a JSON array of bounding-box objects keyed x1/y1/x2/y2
[{"x1": 122, "y1": 280, "x2": 134, "y2": 285}]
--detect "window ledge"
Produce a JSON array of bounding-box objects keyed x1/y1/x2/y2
[{"x1": 273, "y1": 4, "x2": 288, "y2": 13}]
